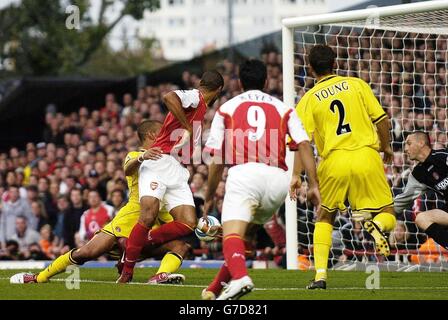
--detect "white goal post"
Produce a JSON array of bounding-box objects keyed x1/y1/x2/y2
[{"x1": 283, "y1": 0, "x2": 448, "y2": 270}]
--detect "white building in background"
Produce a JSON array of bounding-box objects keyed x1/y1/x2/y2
[{"x1": 139, "y1": 0, "x2": 368, "y2": 61}]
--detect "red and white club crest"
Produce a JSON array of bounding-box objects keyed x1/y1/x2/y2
[
  {"x1": 150, "y1": 182, "x2": 159, "y2": 190},
  {"x1": 433, "y1": 172, "x2": 440, "y2": 180}
]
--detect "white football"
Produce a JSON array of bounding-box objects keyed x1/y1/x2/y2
[{"x1": 195, "y1": 216, "x2": 221, "y2": 242}]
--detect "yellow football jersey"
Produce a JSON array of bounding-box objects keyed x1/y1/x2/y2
[
  {"x1": 123, "y1": 150, "x2": 144, "y2": 204},
  {"x1": 296, "y1": 75, "x2": 387, "y2": 159},
  {"x1": 102, "y1": 150, "x2": 173, "y2": 240}
]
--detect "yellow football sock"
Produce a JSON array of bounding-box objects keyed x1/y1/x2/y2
[
  {"x1": 36, "y1": 249, "x2": 78, "y2": 283},
  {"x1": 373, "y1": 212, "x2": 396, "y2": 233},
  {"x1": 313, "y1": 222, "x2": 333, "y2": 281},
  {"x1": 156, "y1": 252, "x2": 183, "y2": 274}
]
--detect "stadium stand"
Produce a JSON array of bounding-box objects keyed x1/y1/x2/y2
[{"x1": 0, "y1": 34, "x2": 444, "y2": 267}]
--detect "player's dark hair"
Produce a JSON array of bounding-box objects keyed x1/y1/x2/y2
[
  {"x1": 137, "y1": 120, "x2": 162, "y2": 143},
  {"x1": 199, "y1": 70, "x2": 224, "y2": 91},
  {"x1": 309, "y1": 44, "x2": 336, "y2": 76},
  {"x1": 408, "y1": 131, "x2": 431, "y2": 147},
  {"x1": 239, "y1": 59, "x2": 267, "y2": 91}
]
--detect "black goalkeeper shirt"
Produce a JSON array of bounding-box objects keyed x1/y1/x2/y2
[
  {"x1": 395, "y1": 149, "x2": 448, "y2": 214},
  {"x1": 412, "y1": 149, "x2": 448, "y2": 201}
]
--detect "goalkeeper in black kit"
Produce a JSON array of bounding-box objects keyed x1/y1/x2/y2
[{"x1": 395, "y1": 132, "x2": 448, "y2": 249}]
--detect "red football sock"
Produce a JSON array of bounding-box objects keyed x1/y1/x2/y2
[
  {"x1": 207, "y1": 242, "x2": 253, "y2": 294},
  {"x1": 147, "y1": 221, "x2": 193, "y2": 246},
  {"x1": 123, "y1": 222, "x2": 149, "y2": 274},
  {"x1": 223, "y1": 234, "x2": 248, "y2": 280},
  {"x1": 207, "y1": 263, "x2": 231, "y2": 295}
]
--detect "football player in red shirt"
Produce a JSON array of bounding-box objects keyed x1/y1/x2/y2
[
  {"x1": 202, "y1": 59, "x2": 320, "y2": 299},
  {"x1": 118, "y1": 71, "x2": 224, "y2": 283}
]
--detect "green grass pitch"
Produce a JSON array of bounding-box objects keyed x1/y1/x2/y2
[{"x1": 1, "y1": 268, "x2": 447, "y2": 300}]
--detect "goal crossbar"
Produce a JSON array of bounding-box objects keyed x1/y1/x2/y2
[{"x1": 282, "y1": 0, "x2": 448, "y2": 29}]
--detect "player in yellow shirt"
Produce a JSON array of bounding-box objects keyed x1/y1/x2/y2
[
  {"x1": 11, "y1": 120, "x2": 189, "y2": 285},
  {"x1": 295, "y1": 45, "x2": 396, "y2": 289}
]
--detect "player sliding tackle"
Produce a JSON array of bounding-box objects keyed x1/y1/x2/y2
[
  {"x1": 296, "y1": 45, "x2": 396, "y2": 290},
  {"x1": 118, "y1": 71, "x2": 224, "y2": 283},
  {"x1": 11, "y1": 120, "x2": 189, "y2": 285},
  {"x1": 201, "y1": 59, "x2": 320, "y2": 300}
]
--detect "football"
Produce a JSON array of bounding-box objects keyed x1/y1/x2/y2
[{"x1": 195, "y1": 216, "x2": 221, "y2": 242}]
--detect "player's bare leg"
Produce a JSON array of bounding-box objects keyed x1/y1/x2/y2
[
  {"x1": 415, "y1": 209, "x2": 448, "y2": 230},
  {"x1": 306, "y1": 207, "x2": 336, "y2": 290},
  {"x1": 146, "y1": 205, "x2": 197, "y2": 246},
  {"x1": 11, "y1": 232, "x2": 116, "y2": 284},
  {"x1": 118, "y1": 196, "x2": 159, "y2": 283},
  {"x1": 415, "y1": 209, "x2": 448, "y2": 249},
  {"x1": 72, "y1": 232, "x2": 116, "y2": 264},
  {"x1": 216, "y1": 220, "x2": 254, "y2": 300}
]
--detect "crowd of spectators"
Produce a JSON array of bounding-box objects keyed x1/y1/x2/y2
[
  {"x1": 0, "y1": 53, "x2": 284, "y2": 263},
  {"x1": 1, "y1": 28, "x2": 447, "y2": 266}
]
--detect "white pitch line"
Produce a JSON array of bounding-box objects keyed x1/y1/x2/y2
[{"x1": 1, "y1": 277, "x2": 448, "y2": 291}]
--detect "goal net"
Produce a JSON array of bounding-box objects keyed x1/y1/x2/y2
[{"x1": 282, "y1": 0, "x2": 448, "y2": 272}]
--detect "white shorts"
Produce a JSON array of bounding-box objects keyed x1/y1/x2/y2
[
  {"x1": 139, "y1": 154, "x2": 195, "y2": 212},
  {"x1": 222, "y1": 163, "x2": 289, "y2": 225}
]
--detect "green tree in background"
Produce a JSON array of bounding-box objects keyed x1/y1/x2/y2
[
  {"x1": 0, "y1": 0, "x2": 160, "y2": 76},
  {"x1": 80, "y1": 35, "x2": 169, "y2": 77}
]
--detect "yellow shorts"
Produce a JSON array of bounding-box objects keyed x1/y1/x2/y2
[
  {"x1": 318, "y1": 147, "x2": 393, "y2": 214},
  {"x1": 101, "y1": 202, "x2": 174, "y2": 239}
]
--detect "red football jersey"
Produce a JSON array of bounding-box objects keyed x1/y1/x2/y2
[
  {"x1": 205, "y1": 90, "x2": 308, "y2": 171},
  {"x1": 153, "y1": 89, "x2": 207, "y2": 158}
]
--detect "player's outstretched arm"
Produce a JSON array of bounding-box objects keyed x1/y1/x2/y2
[
  {"x1": 376, "y1": 116, "x2": 393, "y2": 165},
  {"x1": 394, "y1": 173, "x2": 427, "y2": 216},
  {"x1": 162, "y1": 92, "x2": 193, "y2": 134}
]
